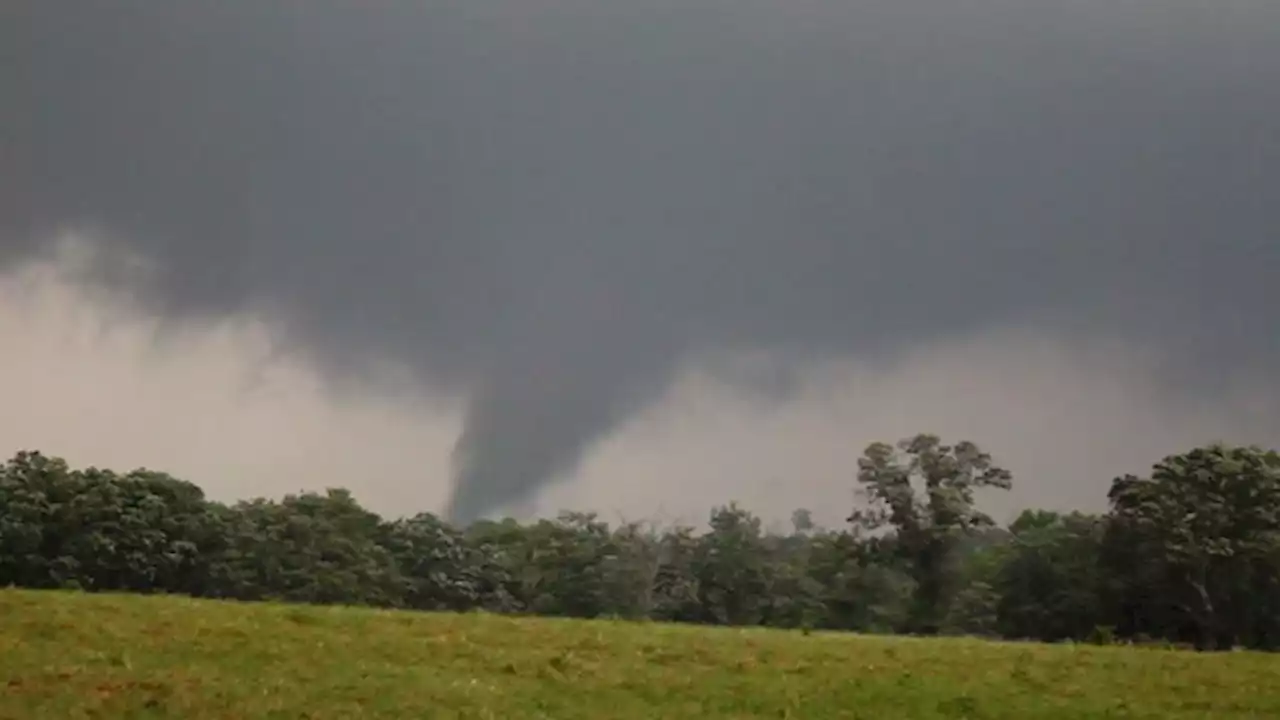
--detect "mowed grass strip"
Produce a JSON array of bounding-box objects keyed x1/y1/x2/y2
[{"x1": 1, "y1": 589, "x2": 1278, "y2": 719}]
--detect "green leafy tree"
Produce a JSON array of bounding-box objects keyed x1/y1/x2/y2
[
  {"x1": 1104, "y1": 444, "x2": 1280, "y2": 650},
  {"x1": 208, "y1": 489, "x2": 402, "y2": 607},
  {"x1": 650, "y1": 524, "x2": 703, "y2": 623},
  {"x1": 466, "y1": 512, "x2": 623, "y2": 618},
  {"x1": 850, "y1": 434, "x2": 1012, "y2": 633},
  {"x1": 943, "y1": 527, "x2": 1012, "y2": 636},
  {"x1": 381, "y1": 512, "x2": 492, "y2": 611},
  {"x1": 8, "y1": 440, "x2": 1280, "y2": 652},
  {"x1": 0, "y1": 452, "x2": 218, "y2": 594},
  {"x1": 692, "y1": 504, "x2": 771, "y2": 625},
  {"x1": 756, "y1": 531, "x2": 826, "y2": 630},
  {"x1": 0, "y1": 451, "x2": 85, "y2": 589},
  {"x1": 64, "y1": 467, "x2": 219, "y2": 595},
  {"x1": 994, "y1": 510, "x2": 1103, "y2": 642},
  {"x1": 601, "y1": 519, "x2": 664, "y2": 620},
  {"x1": 804, "y1": 528, "x2": 913, "y2": 632}
]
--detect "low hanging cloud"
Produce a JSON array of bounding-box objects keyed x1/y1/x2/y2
[
  {"x1": 3, "y1": 1, "x2": 1279, "y2": 523},
  {"x1": 0, "y1": 244, "x2": 462, "y2": 516},
  {"x1": 3, "y1": 246, "x2": 1276, "y2": 527}
]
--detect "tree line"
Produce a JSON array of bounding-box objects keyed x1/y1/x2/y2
[{"x1": 2, "y1": 434, "x2": 1278, "y2": 651}]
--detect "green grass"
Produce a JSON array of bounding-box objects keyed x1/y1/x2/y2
[{"x1": 1, "y1": 590, "x2": 1278, "y2": 719}]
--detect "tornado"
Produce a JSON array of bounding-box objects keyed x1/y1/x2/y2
[{"x1": 4, "y1": 1, "x2": 1279, "y2": 521}]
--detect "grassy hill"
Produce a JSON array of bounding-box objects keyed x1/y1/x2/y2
[{"x1": 1, "y1": 589, "x2": 1277, "y2": 719}]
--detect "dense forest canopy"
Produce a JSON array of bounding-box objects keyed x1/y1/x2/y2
[{"x1": 4, "y1": 435, "x2": 1278, "y2": 652}]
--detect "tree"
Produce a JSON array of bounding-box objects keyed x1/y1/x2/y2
[
  {"x1": 601, "y1": 519, "x2": 664, "y2": 620},
  {"x1": 208, "y1": 489, "x2": 402, "y2": 607},
  {"x1": 791, "y1": 508, "x2": 815, "y2": 535},
  {"x1": 1104, "y1": 444, "x2": 1280, "y2": 650},
  {"x1": 995, "y1": 510, "x2": 1103, "y2": 642},
  {"x1": 850, "y1": 434, "x2": 1012, "y2": 633},
  {"x1": 0, "y1": 452, "x2": 219, "y2": 594},
  {"x1": 756, "y1": 530, "x2": 826, "y2": 630},
  {"x1": 692, "y1": 504, "x2": 772, "y2": 626},
  {"x1": 804, "y1": 528, "x2": 914, "y2": 632},
  {"x1": 63, "y1": 467, "x2": 219, "y2": 595},
  {"x1": 0, "y1": 451, "x2": 87, "y2": 589},
  {"x1": 9, "y1": 440, "x2": 1280, "y2": 652},
  {"x1": 381, "y1": 512, "x2": 491, "y2": 612},
  {"x1": 650, "y1": 524, "x2": 703, "y2": 623},
  {"x1": 943, "y1": 526, "x2": 1012, "y2": 637}
]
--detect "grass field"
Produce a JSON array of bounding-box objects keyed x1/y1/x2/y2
[{"x1": 1, "y1": 589, "x2": 1278, "y2": 719}]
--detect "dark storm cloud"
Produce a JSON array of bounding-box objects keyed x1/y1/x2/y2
[{"x1": 4, "y1": 1, "x2": 1279, "y2": 521}]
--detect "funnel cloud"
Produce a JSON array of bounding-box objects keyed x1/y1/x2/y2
[{"x1": 4, "y1": 1, "x2": 1280, "y2": 523}]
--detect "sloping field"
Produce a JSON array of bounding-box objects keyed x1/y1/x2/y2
[{"x1": 1, "y1": 589, "x2": 1277, "y2": 719}]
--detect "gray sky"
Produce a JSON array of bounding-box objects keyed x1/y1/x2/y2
[{"x1": 3, "y1": 1, "x2": 1279, "y2": 525}]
